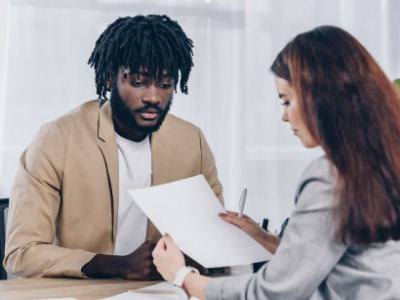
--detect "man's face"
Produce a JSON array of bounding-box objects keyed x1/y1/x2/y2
[{"x1": 110, "y1": 67, "x2": 174, "y2": 140}]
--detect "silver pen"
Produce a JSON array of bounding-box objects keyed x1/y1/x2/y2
[{"x1": 238, "y1": 188, "x2": 248, "y2": 218}]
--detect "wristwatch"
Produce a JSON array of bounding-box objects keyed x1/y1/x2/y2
[{"x1": 173, "y1": 266, "x2": 199, "y2": 299}]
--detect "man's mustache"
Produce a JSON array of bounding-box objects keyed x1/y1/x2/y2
[{"x1": 133, "y1": 104, "x2": 163, "y2": 114}]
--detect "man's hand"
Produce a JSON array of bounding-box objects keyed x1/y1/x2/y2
[
  {"x1": 82, "y1": 241, "x2": 162, "y2": 280},
  {"x1": 122, "y1": 241, "x2": 163, "y2": 280},
  {"x1": 183, "y1": 254, "x2": 208, "y2": 275}
]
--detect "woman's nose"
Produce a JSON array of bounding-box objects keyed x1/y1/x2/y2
[{"x1": 281, "y1": 111, "x2": 288, "y2": 122}]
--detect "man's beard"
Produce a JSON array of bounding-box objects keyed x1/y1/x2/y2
[{"x1": 110, "y1": 86, "x2": 173, "y2": 135}]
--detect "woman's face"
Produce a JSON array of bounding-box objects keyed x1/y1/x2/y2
[{"x1": 275, "y1": 76, "x2": 319, "y2": 148}]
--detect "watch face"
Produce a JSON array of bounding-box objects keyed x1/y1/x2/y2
[{"x1": 173, "y1": 286, "x2": 189, "y2": 299}]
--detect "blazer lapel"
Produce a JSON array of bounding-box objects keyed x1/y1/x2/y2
[
  {"x1": 97, "y1": 101, "x2": 119, "y2": 244},
  {"x1": 151, "y1": 130, "x2": 171, "y2": 186},
  {"x1": 146, "y1": 129, "x2": 171, "y2": 240}
]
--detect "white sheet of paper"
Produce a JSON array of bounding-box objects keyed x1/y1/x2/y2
[
  {"x1": 129, "y1": 175, "x2": 272, "y2": 268},
  {"x1": 101, "y1": 282, "x2": 178, "y2": 300},
  {"x1": 101, "y1": 293, "x2": 178, "y2": 300}
]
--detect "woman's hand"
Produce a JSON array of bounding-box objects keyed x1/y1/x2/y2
[
  {"x1": 153, "y1": 233, "x2": 210, "y2": 300},
  {"x1": 219, "y1": 211, "x2": 281, "y2": 254},
  {"x1": 152, "y1": 233, "x2": 186, "y2": 282}
]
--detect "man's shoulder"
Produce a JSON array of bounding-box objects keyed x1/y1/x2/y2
[
  {"x1": 161, "y1": 114, "x2": 200, "y2": 133},
  {"x1": 37, "y1": 100, "x2": 102, "y2": 138},
  {"x1": 55, "y1": 100, "x2": 101, "y2": 124},
  {"x1": 153, "y1": 114, "x2": 206, "y2": 147},
  {"x1": 38, "y1": 100, "x2": 101, "y2": 131}
]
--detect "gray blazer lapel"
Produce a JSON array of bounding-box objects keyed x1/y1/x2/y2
[{"x1": 97, "y1": 101, "x2": 119, "y2": 244}]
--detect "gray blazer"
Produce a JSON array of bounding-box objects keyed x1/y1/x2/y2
[{"x1": 206, "y1": 156, "x2": 400, "y2": 299}]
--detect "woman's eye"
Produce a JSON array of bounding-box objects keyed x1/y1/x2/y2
[{"x1": 281, "y1": 100, "x2": 289, "y2": 106}]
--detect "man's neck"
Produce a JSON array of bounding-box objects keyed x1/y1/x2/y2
[{"x1": 113, "y1": 117, "x2": 148, "y2": 142}]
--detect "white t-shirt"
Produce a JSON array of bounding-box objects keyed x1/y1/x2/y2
[{"x1": 113, "y1": 133, "x2": 152, "y2": 255}]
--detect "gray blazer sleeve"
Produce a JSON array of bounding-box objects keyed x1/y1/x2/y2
[{"x1": 206, "y1": 156, "x2": 347, "y2": 300}]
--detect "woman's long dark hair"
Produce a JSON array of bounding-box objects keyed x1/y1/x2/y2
[{"x1": 271, "y1": 25, "x2": 400, "y2": 244}]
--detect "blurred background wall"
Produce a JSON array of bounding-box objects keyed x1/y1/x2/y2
[{"x1": 0, "y1": 0, "x2": 399, "y2": 231}]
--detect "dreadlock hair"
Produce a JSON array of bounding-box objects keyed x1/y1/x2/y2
[{"x1": 88, "y1": 15, "x2": 194, "y2": 100}]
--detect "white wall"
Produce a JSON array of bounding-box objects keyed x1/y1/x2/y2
[{"x1": 1, "y1": 0, "x2": 399, "y2": 230}]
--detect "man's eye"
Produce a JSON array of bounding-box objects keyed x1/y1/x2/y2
[
  {"x1": 159, "y1": 82, "x2": 173, "y2": 89},
  {"x1": 130, "y1": 81, "x2": 144, "y2": 87}
]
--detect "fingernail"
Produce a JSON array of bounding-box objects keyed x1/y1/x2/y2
[{"x1": 219, "y1": 213, "x2": 227, "y2": 217}]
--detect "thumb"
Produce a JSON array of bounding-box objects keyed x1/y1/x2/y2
[
  {"x1": 219, "y1": 213, "x2": 242, "y2": 228},
  {"x1": 162, "y1": 233, "x2": 176, "y2": 248}
]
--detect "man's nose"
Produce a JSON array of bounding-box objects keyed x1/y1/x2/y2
[{"x1": 143, "y1": 85, "x2": 161, "y2": 104}]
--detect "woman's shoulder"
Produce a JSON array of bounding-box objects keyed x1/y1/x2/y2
[
  {"x1": 294, "y1": 155, "x2": 338, "y2": 208},
  {"x1": 300, "y1": 155, "x2": 336, "y2": 183}
]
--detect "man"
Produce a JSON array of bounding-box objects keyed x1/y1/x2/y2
[{"x1": 4, "y1": 15, "x2": 223, "y2": 280}]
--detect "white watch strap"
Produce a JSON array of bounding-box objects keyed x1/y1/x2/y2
[{"x1": 173, "y1": 266, "x2": 200, "y2": 288}]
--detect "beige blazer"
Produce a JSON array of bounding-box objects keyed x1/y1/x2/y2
[{"x1": 4, "y1": 100, "x2": 223, "y2": 278}]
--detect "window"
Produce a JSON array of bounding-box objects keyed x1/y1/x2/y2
[{"x1": 1, "y1": 0, "x2": 399, "y2": 230}]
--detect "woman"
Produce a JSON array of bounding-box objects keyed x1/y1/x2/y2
[{"x1": 152, "y1": 25, "x2": 400, "y2": 299}]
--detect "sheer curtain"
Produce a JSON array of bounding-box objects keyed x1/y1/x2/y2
[
  {"x1": 0, "y1": 0, "x2": 399, "y2": 230},
  {"x1": 0, "y1": 0, "x2": 10, "y2": 195}
]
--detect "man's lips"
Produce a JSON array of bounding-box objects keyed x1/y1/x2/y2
[{"x1": 138, "y1": 109, "x2": 160, "y2": 120}]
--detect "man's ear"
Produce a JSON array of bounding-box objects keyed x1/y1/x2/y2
[{"x1": 106, "y1": 77, "x2": 112, "y2": 92}]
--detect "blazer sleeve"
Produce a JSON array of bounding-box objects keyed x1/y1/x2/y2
[
  {"x1": 198, "y1": 129, "x2": 224, "y2": 206},
  {"x1": 3, "y1": 122, "x2": 95, "y2": 278},
  {"x1": 205, "y1": 156, "x2": 348, "y2": 300}
]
